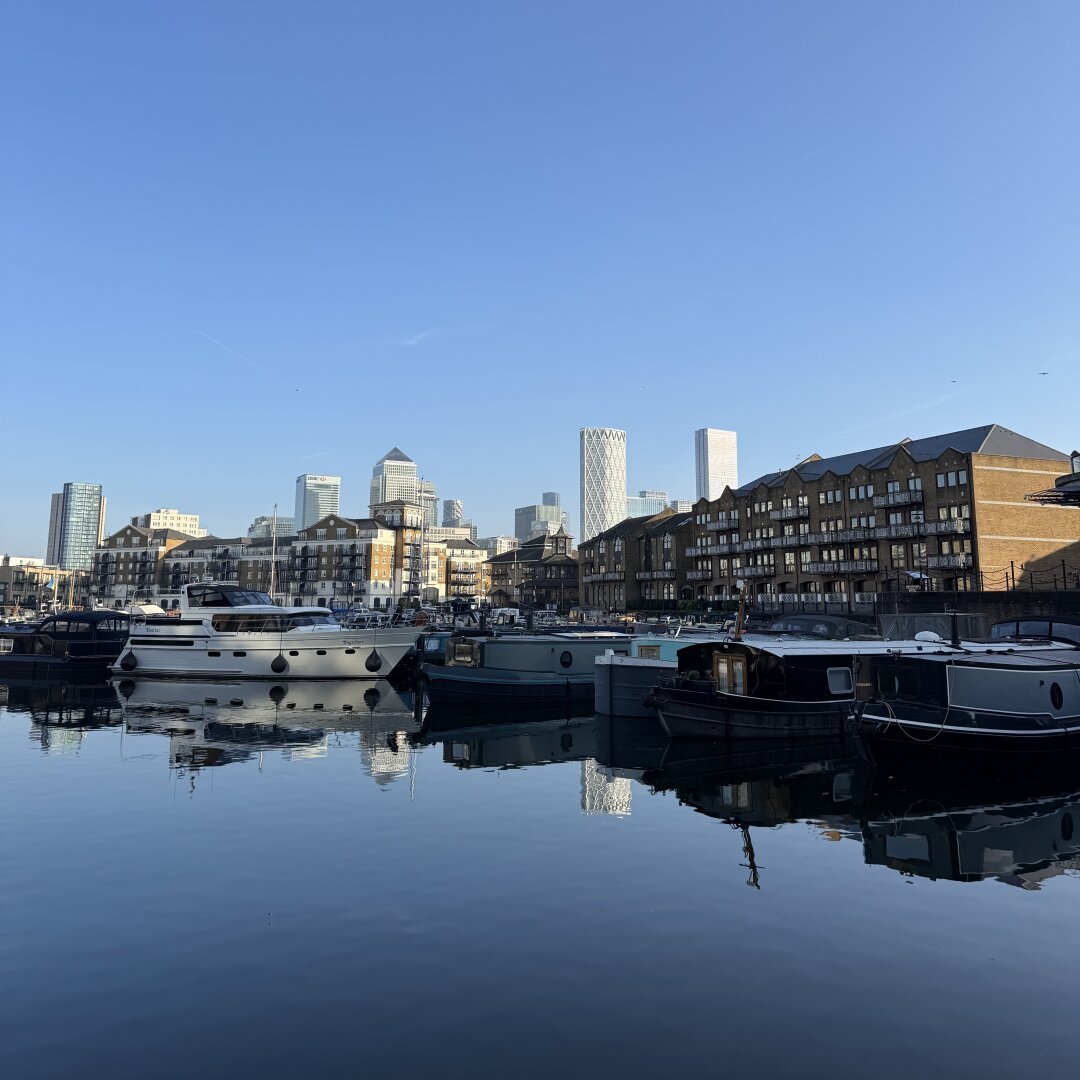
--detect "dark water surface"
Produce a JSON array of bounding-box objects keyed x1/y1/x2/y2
[{"x1": 2, "y1": 677, "x2": 1079, "y2": 1079}]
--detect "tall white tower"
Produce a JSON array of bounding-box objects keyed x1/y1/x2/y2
[
  {"x1": 579, "y1": 427, "x2": 627, "y2": 542},
  {"x1": 369, "y1": 448, "x2": 419, "y2": 510},
  {"x1": 294, "y1": 474, "x2": 341, "y2": 530},
  {"x1": 695, "y1": 428, "x2": 739, "y2": 500}
]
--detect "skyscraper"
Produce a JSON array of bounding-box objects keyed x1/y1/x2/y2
[
  {"x1": 626, "y1": 489, "x2": 669, "y2": 517},
  {"x1": 369, "y1": 448, "x2": 419, "y2": 509},
  {"x1": 45, "y1": 482, "x2": 106, "y2": 570},
  {"x1": 694, "y1": 428, "x2": 739, "y2": 500},
  {"x1": 294, "y1": 474, "x2": 341, "y2": 530},
  {"x1": 514, "y1": 491, "x2": 569, "y2": 543},
  {"x1": 419, "y1": 479, "x2": 438, "y2": 528},
  {"x1": 579, "y1": 427, "x2": 627, "y2": 542},
  {"x1": 442, "y1": 499, "x2": 463, "y2": 527}
]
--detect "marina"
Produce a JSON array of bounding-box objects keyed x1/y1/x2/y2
[{"x1": 5, "y1": 672, "x2": 1080, "y2": 1077}]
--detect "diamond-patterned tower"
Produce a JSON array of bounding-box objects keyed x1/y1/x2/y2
[{"x1": 579, "y1": 427, "x2": 627, "y2": 543}]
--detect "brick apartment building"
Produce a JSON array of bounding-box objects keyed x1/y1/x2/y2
[{"x1": 578, "y1": 425, "x2": 1079, "y2": 613}]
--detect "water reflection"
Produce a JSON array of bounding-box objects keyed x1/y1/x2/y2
[
  {"x1": 857, "y1": 768, "x2": 1080, "y2": 889},
  {"x1": 113, "y1": 677, "x2": 420, "y2": 775},
  {"x1": 4, "y1": 676, "x2": 1080, "y2": 890}
]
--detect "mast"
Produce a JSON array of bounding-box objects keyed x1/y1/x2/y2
[{"x1": 269, "y1": 504, "x2": 278, "y2": 602}]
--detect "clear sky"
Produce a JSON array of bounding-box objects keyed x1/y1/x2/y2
[{"x1": 2, "y1": 1, "x2": 1077, "y2": 553}]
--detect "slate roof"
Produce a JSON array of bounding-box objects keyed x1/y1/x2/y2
[{"x1": 738, "y1": 425, "x2": 1066, "y2": 494}]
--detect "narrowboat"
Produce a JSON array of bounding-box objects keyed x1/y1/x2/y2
[
  {"x1": 0, "y1": 610, "x2": 131, "y2": 677},
  {"x1": 112, "y1": 582, "x2": 421, "y2": 680},
  {"x1": 421, "y1": 631, "x2": 632, "y2": 709},
  {"x1": 646, "y1": 634, "x2": 983, "y2": 740},
  {"x1": 855, "y1": 645, "x2": 1080, "y2": 765}
]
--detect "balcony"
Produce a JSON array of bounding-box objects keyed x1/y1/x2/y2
[
  {"x1": 635, "y1": 570, "x2": 676, "y2": 581},
  {"x1": 927, "y1": 554, "x2": 973, "y2": 569},
  {"x1": 769, "y1": 506, "x2": 809, "y2": 521},
  {"x1": 686, "y1": 570, "x2": 712, "y2": 581},
  {"x1": 582, "y1": 572, "x2": 624, "y2": 584},
  {"x1": 739, "y1": 565, "x2": 776, "y2": 578},
  {"x1": 873, "y1": 524, "x2": 915, "y2": 540},
  {"x1": 804, "y1": 560, "x2": 879, "y2": 575},
  {"x1": 685, "y1": 543, "x2": 734, "y2": 557},
  {"x1": 922, "y1": 519, "x2": 970, "y2": 536},
  {"x1": 705, "y1": 521, "x2": 738, "y2": 532},
  {"x1": 873, "y1": 490, "x2": 923, "y2": 508}
]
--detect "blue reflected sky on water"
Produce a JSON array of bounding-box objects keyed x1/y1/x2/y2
[{"x1": 2, "y1": 679, "x2": 1079, "y2": 1080}]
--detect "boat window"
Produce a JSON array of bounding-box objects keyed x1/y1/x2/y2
[
  {"x1": 50, "y1": 619, "x2": 92, "y2": 634},
  {"x1": 1018, "y1": 620, "x2": 1052, "y2": 638},
  {"x1": 283, "y1": 614, "x2": 335, "y2": 630},
  {"x1": 1050, "y1": 622, "x2": 1080, "y2": 645},
  {"x1": 713, "y1": 654, "x2": 746, "y2": 694},
  {"x1": 212, "y1": 614, "x2": 282, "y2": 632},
  {"x1": 637, "y1": 645, "x2": 660, "y2": 659},
  {"x1": 827, "y1": 667, "x2": 853, "y2": 695},
  {"x1": 877, "y1": 666, "x2": 922, "y2": 700}
]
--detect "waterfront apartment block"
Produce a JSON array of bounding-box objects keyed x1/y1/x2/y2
[
  {"x1": 679, "y1": 425, "x2": 1078, "y2": 606},
  {"x1": 578, "y1": 510, "x2": 693, "y2": 611},
  {"x1": 0, "y1": 556, "x2": 90, "y2": 613},
  {"x1": 91, "y1": 524, "x2": 196, "y2": 606}
]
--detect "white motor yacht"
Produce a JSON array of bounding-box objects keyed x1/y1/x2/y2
[{"x1": 112, "y1": 582, "x2": 421, "y2": 680}]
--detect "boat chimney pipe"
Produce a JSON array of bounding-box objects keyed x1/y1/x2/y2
[{"x1": 950, "y1": 610, "x2": 961, "y2": 648}]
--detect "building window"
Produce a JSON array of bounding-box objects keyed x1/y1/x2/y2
[
  {"x1": 887, "y1": 480, "x2": 901, "y2": 494},
  {"x1": 908, "y1": 477, "x2": 922, "y2": 491}
]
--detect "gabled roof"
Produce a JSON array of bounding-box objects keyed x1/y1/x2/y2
[
  {"x1": 167, "y1": 535, "x2": 250, "y2": 553},
  {"x1": 644, "y1": 511, "x2": 692, "y2": 537},
  {"x1": 738, "y1": 424, "x2": 1065, "y2": 494},
  {"x1": 151, "y1": 529, "x2": 199, "y2": 542},
  {"x1": 581, "y1": 514, "x2": 654, "y2": 547}
]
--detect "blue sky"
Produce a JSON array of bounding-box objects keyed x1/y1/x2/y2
[{"x1": 2, "y1": 1, "x2": 1077, "y2": 553}]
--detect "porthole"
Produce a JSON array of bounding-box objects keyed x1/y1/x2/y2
[
  {"x1": 345, "y1": 648, "x2": 356, "y2": 655},
  {"x1": 1051, "y1": 683, "x2": 1064, "y2": 710},
  {"x1": 559, "y1": 650, "x2": 573, "y2": 668},
  {"x1": 233, "y1": 651, "x2": 247, "y2": 657},
  {"x1": 316, "y1": 649, "x2": 327, "y2": 656},
  {"x1": 289, "y1": 650, "x2": 299, "y2": 657},
  {"x1": 208, "y1": 651, "x2": 221, "y2": 657}
]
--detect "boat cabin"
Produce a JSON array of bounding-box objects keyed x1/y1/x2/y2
[
  {"x1": 990, "y1": 617, "x2": 1080, "y2": 646},
  {"x1": 0, "y1": 610, "x2": 131, "y2": 659},
  {"x1": 673, "y1": 640, "x2": 857, "y2": 703}
]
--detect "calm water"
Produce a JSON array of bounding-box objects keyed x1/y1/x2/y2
[{"x1": 3, "y1": 677, "x2": 1080, "y2": 1079}]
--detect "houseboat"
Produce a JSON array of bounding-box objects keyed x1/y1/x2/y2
[
  {"x1": 111, "y1": 582, "x2": 421, "y2": 680},
  {"x1": 595, "y1": 614, "x2": 881, "y2": 719},
  {"x1": 854, "y1": 644, "x2": 1080, "y2": 765},
  {"x1": 646, "y1": 628, "x2": 998, "y2": 740},
  {"x1": 421, "y1": 631, "x2": 632, "y2": 709},
  {"x1": 0, "y1": 610, "x2": 131, "y2": 677}
]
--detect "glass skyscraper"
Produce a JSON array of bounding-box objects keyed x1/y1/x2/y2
[
  {"x1": 294, "y1": 474, "x2": 341, "y2": 530},
  {"x1": 694, "y1": 428, "x2": 739, "y2": 500},
  {"x1": 46, "y1": 482, "x2": 106, "y2": 570}
]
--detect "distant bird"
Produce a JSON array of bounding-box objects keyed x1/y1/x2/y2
[{"x1": 1038, "y1": 371, "x2": 1049, "y2": 376}]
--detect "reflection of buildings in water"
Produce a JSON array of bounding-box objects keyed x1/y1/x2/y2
[
  {"x1": 424, "y1": 716, "x2": 598, "y2": 771},
  {"x1": 581, "y1": 759, "x2": 633, "y2": 817},
  {"x1": 862, "y1": 791, "x2": 1080, "y2": 890},
  {"x1": 359, "y1": 730, "x2": 412, "y2": 785},
  {"x1": 31, "y1": 723, "x2": 87, "y2": 755}
]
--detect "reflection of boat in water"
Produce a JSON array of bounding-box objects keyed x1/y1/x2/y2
[
  {"x1": 115, "y1": 678, "x2": 420, "y2": 772},
  {"x1": 417, "y1": 713, "x2": 601, "y2": 770},
  {"x1": 113, "y1": 676, "x2": 417, "y2": 721},
  {"x1": 0, "y1": 677, "x2": 124, "y2": 753},
  {"x1": 0, "y1": 677, "x2": 122, "y2": 726},
  {"x1": 857, "y1": 769, "x2": 1080, "y2": 888}
]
